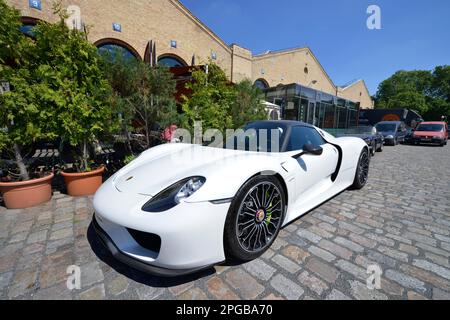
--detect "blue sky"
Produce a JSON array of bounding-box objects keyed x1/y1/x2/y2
[{"x1": 180, "y1": 0, "x2": 450, "y2": 95}]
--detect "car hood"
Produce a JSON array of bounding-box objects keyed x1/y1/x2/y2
[
  {"x1": 414, "y1": 131, "x2": 444, "y2": 137},
  {"x1": 379, "y1": 131, "x2": 395, "y2": 136},
  {"x1": 112, "y1": 143, "x2": 282, "y2": 196}
]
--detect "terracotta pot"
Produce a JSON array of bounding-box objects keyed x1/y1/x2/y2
[
  {"x1": 61, "y1": 166, "x2": 105, "y2": 197},
  {"x1": 0, "y1": 173, "x2": 54, "y2": 209}
]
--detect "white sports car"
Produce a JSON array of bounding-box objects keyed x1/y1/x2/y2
[{"x1": 93, "y1": 121, "x2": 369, "y2": 276}]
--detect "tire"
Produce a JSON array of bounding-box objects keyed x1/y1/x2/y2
[
  {"x1": 394, "y1": 138, "x2": 398, "y2": 146},
  {"x1": 224, "y1": 175, "x2": 286, "y2": 262},
  {"x1": 370, "y1": 141, "x2": 376, "y2": 157},
  {"x1": 351, "y1": 148, "x2": 370, "y2": 190},
  {"x1": 376, "y1": 142, "x2": 383, "y2": 152}
]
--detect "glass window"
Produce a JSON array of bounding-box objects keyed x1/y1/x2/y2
[
  {"x1": 375, "y1": 123, "x2": 397, "y2": 132},
  {"x1": 254, "y1": 79, "x2": 269, "y2": 90},
  {"x1": 158, "y1": 56, "x2": 185, "y2": 67},
  {"x1": 20, "y1": 24, "x2": 36, "y2": 37},
  {"x1": 98, "y1": 44, "x2": 137, "y2": 61},
  {"x1": 300, "y1": 87, "x2": 316, "y2": 100},
  {"x1": 288, "y1": 126, "x2": 326, "y2": 151},
  {"x1": 323, "y1": 104, "x2": 335, "y2": 129},
  {"x1": 337, "y1": 98, "x2": 346, "y2": 107},
  {"x1": 416, "y1": 124, "x2": 444, "y2": 132},
  {"x1": 337, "y1": 107, "x2": 348, "y2": 129},
  {"x1": 348, "y1": 110, "x2": 358, "y2": 128}
]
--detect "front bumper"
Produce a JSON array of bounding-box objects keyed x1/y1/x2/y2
[
  {"x1": 93, "y1": 177, "x2": 230, "y2": 276},
  {"x1": 383, "y1": 137, "x2": 395, "y2": 145},
  {"x1": 92, "y1": 216, "x2": 212, "y2": 276},
  {"x1": 412, "y1": 136, "x2": 445, "y2": 144}
]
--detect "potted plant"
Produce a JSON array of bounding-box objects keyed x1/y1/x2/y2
[
  {"x1": 0, "y1": 1, "x2": 56, "y2": 208},
  {"x1": 35, "y1": 7, "x2": 116, "y2": 196}
]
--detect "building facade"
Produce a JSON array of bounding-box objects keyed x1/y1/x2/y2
[{"x1": 8, "y1": 0, "x2": 374, "y2": 112}]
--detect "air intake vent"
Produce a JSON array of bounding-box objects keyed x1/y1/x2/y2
[{"x1": 126, "y1": 228, "x2": 161, "y2": 254}]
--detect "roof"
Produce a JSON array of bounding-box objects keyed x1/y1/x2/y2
[
  {"x1": 253, "y1": 47, "x2": 336, "y2": 91},
  {"x1": 171, "y1": 0, "x2": 231, "y2": 52},
  {"x1": 248, "y1": 120, "x2": 314, "y2": 128}
]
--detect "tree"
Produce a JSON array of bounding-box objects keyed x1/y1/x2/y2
[
  {"x1": 374, "y1": 67, "x2": 450, "y2": 120},
  {"x1": 181, "y1": 63, "x2": 235, "y2": 135},
  {"x1": 100, "y1": 49, "x2": 139, "y2": 153},
  {"x1": 131, "y1": 63, "x2": 179, "y2": 149},
  {"x1": 0, "y1": 0, "x2": 57, "y2": 180},
  {"x1": 29, "y1": 5, "x2": 115, "y2": 172},
  {"x1": 231, "y1": 79, "x2": 267, "y2": 129}
]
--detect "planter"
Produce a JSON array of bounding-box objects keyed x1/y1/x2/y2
[
  {"x1": 0, "y1": 173, "x2": 54, "y2": 209},
  {"x1": 61, "y1": 166, "x2": 105, "y2": 197}
]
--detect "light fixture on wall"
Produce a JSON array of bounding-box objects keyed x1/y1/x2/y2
[
  {"x1": 112, "y1": 23, "x2": 122, "y2": 32},
  {"x1": 170, "y1": 40, "x2": 177, "y2": 48},
  {"x1": 211, "y1": 52, "x2": 217, "y2": 60},
  {"x1": 29, "y1": 0, "x2": 41, "y2": 10}
]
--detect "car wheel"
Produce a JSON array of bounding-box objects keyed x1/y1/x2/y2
[
  {"x1": 351, "y1": 148, "x2": 370, "y2": 190},
  {"x1": 394, "y1": 138, "x2": 398, "y2": 146},
  {"x1": 376, "y1": 142, "x2": 383, "y2": 152},
  {"x1": 224, "y1": 175, "x2": 286, "y2": 262},
  {"x1": 370, "y1": 141, "x2": 376, "y2": 157}
]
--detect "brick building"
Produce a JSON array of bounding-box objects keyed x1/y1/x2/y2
[{"x1": 8, "y1": 0, "x2": 374, "y2": 128}]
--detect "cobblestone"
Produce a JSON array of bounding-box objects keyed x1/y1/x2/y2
[{"x1": 1, "y1": 144, "x2": 450, "y2": 300}]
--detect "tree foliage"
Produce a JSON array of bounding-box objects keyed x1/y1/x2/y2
[
  {"x1": 231, "y1": 79, "x2": 266, "y2": 129},
  {"x1": 374, "y1": 67, "x2": 450, "y2": 121},
  {"x1": 0, "y1": 0, "x2": 57, "y2": 179},
  {"x1": 0, "y1": 0, "x2": 115, "y2": 177},
  {"x1": 181, "y1": 62, "x2": 267, "y2": 135},
  {"x1": 181, "y1": 63, "x2": 234, "y2": 134},
  {"x1": 100, "y1": 51, "x2": 179, "y2": 151}
]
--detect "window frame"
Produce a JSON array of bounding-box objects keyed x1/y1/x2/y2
[{"x1": 286, "y1": 125, "x2": 327, "y2": 152}]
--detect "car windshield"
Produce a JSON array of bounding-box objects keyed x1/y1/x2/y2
[
  {"x1": 224, "y1": 122, "x2": 286, "y2": 152},
  {"x1": 344, "y1": 126, "x2": 375, "y2": 135},
  {"x1": 415, "y1": 124, "x2": 444, "y2": 132},
  {"x1": 375, "y1": 123, "x2": 396, "y2": 132}
]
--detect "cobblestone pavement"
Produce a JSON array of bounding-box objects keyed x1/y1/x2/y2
[{"x1": 1, "y1": 144, "x2": 450, "y2": 300}]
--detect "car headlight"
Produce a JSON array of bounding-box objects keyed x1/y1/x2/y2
[
  {"x1": 142, "y1": 177, "x2": 206, "y2": 212},
  {"x1": 386, "y1": 135, "x2": 394, "y2": 139}
]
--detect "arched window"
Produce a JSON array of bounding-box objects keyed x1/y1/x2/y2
[
  {"x1": 157, "y1": 55, "x2": 187, "y2": 68},
  {"x1": 254, "y1": 79, "x2": 269, "y2": 90},
  {"x1": 95, "y1": 39, "x2": 140, "y2": 61},
  {"x1": 20, "y1": 17, "x2": 40, "y2": 38}
]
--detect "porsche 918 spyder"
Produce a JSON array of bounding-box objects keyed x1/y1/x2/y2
[{"x1": 93, "y1": 121, "x2": 369, "y2": 276}]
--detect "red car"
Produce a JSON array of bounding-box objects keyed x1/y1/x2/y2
[{"x1": 412, "y1": 121, "x2": 448, "y2": 146}]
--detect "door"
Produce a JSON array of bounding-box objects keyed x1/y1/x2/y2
[
  {"x1": 306, "y1": 102, "x2": 315, "y2": 125},
  {"x1": 287, "y1": 126, "x2": 339, "y2": 201}
]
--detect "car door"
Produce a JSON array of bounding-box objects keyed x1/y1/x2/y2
[{"x1": 287, "y1": 126, "x2": 339, "y2": 202}]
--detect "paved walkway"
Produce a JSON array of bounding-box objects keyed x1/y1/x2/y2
[{"x1": 1, "y1": 144, "x2": 450, "y2": 300}]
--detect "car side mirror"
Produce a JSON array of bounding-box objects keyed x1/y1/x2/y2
[{"x1": 292, "y1": 143, "x2": 323, "y2": 159}]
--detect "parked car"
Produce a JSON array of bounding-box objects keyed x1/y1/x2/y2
[
  {"x1": 93, "y1": 121, "x2": 369, "y2": 276},
  {"x1": 404, "y1": 127, "x2": 415, "y2": 144},
  {"x1": 375, "y1": 121, "x2": 407, "y2": 146},
  {"x1": 337, "y1": 126, "x2": 383, "y2": 156},
  {"x1": 412, "y1": 121, "x2": 448, "y2": 146}
]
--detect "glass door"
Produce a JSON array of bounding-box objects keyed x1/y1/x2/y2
[
  {"x1": 307, "y1": 102, "x2": 315, "y2": 125},
  {"x1": 299, "y1": 98, "x2": 308, "y2": 122}
]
